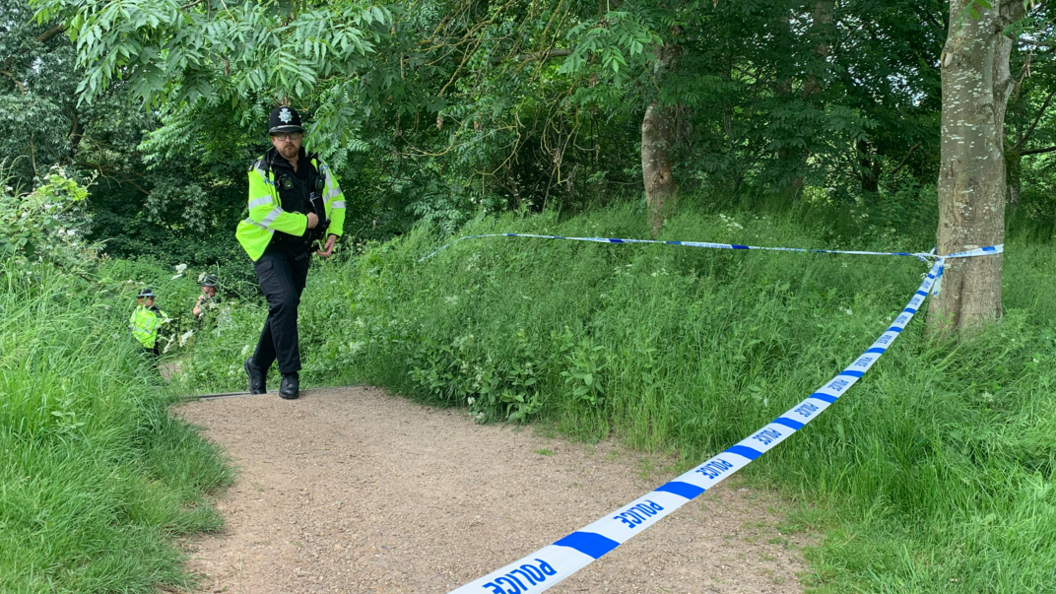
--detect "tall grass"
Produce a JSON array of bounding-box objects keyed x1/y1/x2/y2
[
  {"x1": 0, "y1": 260, "x2": 232, "y2": 593},
  {"x1": 290, "y1": 203, "x2": 1056, "y2": 593}
]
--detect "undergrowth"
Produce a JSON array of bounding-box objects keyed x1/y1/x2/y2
[{"x1": 0, "y1": 260, "x2": 232, "y2": 593}]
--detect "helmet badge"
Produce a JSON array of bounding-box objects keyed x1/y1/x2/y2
[{"x1": 278, "y1": 108, "x2": 293, "y2": 123}]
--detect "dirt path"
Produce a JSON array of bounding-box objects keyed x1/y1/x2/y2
[{"x1": 176, "y1": 386, "x2": 812, "y2": 594}]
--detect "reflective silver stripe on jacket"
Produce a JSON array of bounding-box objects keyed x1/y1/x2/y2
[
  {"x1": 244, "y1": 217, "x2": 277, "y2": 233},
  {"x1": 331, "y1": 201, "x2": 346, "y2": 209},
  {"x1": 259, "y1": 207, "x2": 284, "y2": 227},
  {"x1": 248, "y1": 196, "x2": 273, "y2": 209}
]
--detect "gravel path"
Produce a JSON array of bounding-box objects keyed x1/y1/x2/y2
[{"x1": 176, "y1": 386, "x2": 811, "y2": 594}]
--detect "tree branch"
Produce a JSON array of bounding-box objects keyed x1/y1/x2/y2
[
  {"x1": 34, "y1": 24, "x2": 66, "y2": 44},
  {"x1": 888, "y1": 141, "x2": 922, "y2": 178},
  {"x1": 515, "y1": 49, "x2": 572, "y2": 62},
  {"x1": 1018, "y1": 36, "x2": 1054, "y2": 49},
  {"x1": 1020, "y1": 145, "x2": 1056, "y2": 156},
  {"x1": 1, "y1": 70, "x2": 27, "y2": 95},
  {"x1": 1013, "y1": 88, "x2": 1055, "y2": 151}
]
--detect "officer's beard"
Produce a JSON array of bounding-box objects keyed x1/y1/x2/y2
[{"x1": 278, "y1": 143, "x2": 300, "y2": 162}]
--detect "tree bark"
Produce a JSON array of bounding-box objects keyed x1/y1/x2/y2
[
  {"x1": 802, "y1": 0, "x2": 834, "y2": 99},
  {"x1": 642, "y1": 100, "x2": 678, "y2": 236},
  {"x1": 857, "y1": 139, "x2": 880, "y2": 194},
  {"x1": 778, "y1": 0, "x2": 834, "y2": 201},
  {"x1": 930, "y1": 0, "x2": 1025, "y2": 333},
  {"x1": 642, "y1": 44, "x2": 679, "y2": 236}
]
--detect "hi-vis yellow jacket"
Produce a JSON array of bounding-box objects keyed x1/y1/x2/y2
[
  {"x1": 129, "y1": 305, "x2": 168, "y2": 348},
  {"x1": 235, "y1": 151, "x2": 346, "y2": 262}
]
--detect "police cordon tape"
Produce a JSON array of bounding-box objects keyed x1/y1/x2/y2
[
  {"x1": 432, "y1": 236, "x2": 1002, "y2": 594},
  {"x1": 419, "y1": 232, "x2": 1002, "y2": 263}
]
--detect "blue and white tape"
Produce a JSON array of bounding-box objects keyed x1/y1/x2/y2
[
  {"x1": 933, "y1": 245, "x2": 1003, "y2": 296},
  {"x1": 428, "y1": 236, "x2": 1002, "y2": 594},
  {"x1": 419, "y1": 232, "x2": 952, "y2": 262},
  {"x1": 446, "y1": 258, "x2": 945, "y2": 594},
  {"x1": 944, "y1": 245, "x2": 1003, "y2": 259}
]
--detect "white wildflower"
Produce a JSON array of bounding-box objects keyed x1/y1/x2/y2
[{"x1": 179, "y1": 329, "x2": 195, "y2": 347}]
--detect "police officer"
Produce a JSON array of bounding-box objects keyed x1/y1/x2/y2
[
  {"x1": 193, "y1": 274, "x2": 222, "y2": 323},
  {"x1": 130, "y1": 289, "x2": 170, "y2": 359},
  {"x1": 236, "y1": 107, "x2": 346, "y2": 399}
]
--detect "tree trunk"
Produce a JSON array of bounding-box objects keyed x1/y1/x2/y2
[
  {"x1": 858, "y1": 139, "x2": 880, "y2": 194},
  {"x1": 642, "y1": 101, "x2": 678, "y2": 237},
  {"x1": 802, "y1": 0, "x2": 835, "y2": 98},
  {"x1": 930, "y1": 0, "x2": 1025, "y2": 333},
  {"x1": 1006, "y1": 142, "x2": 1021, "y2": 213},
  {"x1": 642, "y1": 44, "x2": 679, "y2": 236},
  {"x1": 778, "y1": 0, "x2": 834, "y2": 202}
]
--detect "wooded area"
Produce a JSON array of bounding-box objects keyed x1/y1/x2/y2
[{"x1": 3, "y1": 0, "x2": 1055, "y2": 324}]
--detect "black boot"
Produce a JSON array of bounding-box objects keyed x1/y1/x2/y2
[
  {"x1": 244, "y1": 358, "x2": 266, "y2": 395},
  {"x1": 279, "y1": 372, "x2": 299, "y2": 400}
]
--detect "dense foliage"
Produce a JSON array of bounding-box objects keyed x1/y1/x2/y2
[{"x1": 7, "y1": 0, "x2": 1053, "y2": 249}]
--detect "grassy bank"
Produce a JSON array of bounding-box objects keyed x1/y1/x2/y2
[
  {"x1": 168, "y1": 202, "x2": 1056, "y2": 592},
  {"x1": 0, "y1": 261, "x2": 232, "y2": 593},
  {"x1": 301, "y1": 205, "x2": 1053, "y2": 593}
]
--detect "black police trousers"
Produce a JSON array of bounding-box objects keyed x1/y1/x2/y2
[{"x1": 252, "y1": 250, "x2": 310, "y2": 375}]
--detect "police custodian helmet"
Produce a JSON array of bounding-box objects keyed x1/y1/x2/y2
[
  {"x1": 137, "y1": 288, "x2": 155, "y2": 299},
  {"x1": 199, "y1": 274, "x2": 219, "y2": 288},
  {"x1": 269, "y1": 106, "x2": 304, "y2": 135}
]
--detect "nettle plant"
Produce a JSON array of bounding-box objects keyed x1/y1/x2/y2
[
  {"x1": 408, "y1": 328, "x2": 544, "y2": 423},
  {"x1": 556, "y1": 328, "x2": 607, "y2": 409}
]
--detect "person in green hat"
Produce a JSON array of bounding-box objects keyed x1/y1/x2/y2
[
  {"x1": 130, "y1": 289, "x2": 170, "y2": 359},
  {"x1": 193, "y1": 273, "x2": 222, "y2": 324}
]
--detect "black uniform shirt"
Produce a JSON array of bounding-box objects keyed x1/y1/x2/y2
[{"x1": 262, "y1": 147, "x2": 320, "y2": 255}]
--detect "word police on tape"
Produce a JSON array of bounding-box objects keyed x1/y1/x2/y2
[{"x1": 432, "y1": 237, "x2": 1002, "y2": 594}]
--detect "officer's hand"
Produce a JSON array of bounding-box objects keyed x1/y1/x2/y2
[
  {"x1": 306, "y1": 212, "x2": 319, "y2": 229},
  {"x1": 317, "y1": 234, "x2": 338, "y2": 258}
]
